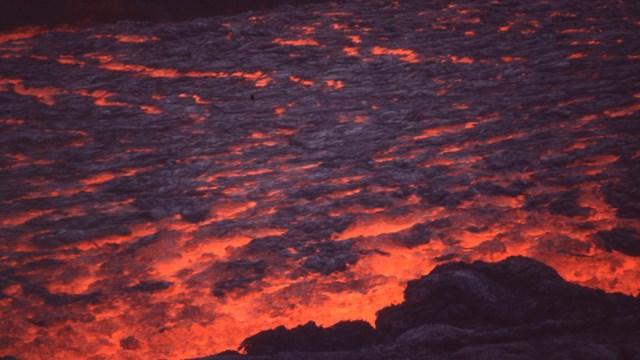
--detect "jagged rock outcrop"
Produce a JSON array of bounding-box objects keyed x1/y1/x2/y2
[
  {"x1": 239, "y1": 320, "x2": 375, "y2": 355},
  {"x1": 205, "y1": 257, "x2": 640, "y2": 360}
]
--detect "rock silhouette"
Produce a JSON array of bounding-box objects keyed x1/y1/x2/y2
[{"x1": 219, "y1": 257, "x2": 640, "y2": 360}]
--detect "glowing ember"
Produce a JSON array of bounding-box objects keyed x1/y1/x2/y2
[
  {"x1": 325, "y1": 79, "x2": 344, "y2": 89},
  {"x1": 343, "y1": 46, "x2": 359, "y2": 56},
  {"x1": 0, "y1": 26, "x2": 50, "y2": 43},
  {"x1": 289, "y1": 76, "x2": 314, "y2": 86},
  {"x1": 371, "y1": 46, "x2": 420, "y2": 63},
  {"x1": 272, "y1": 38, "x2": 320, "y2": 46}
]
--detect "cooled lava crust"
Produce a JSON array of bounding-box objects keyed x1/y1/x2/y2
[{"x1": 1, "y1": 0, "x2": 639, "y2": 359}]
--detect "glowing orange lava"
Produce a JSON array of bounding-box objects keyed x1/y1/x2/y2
[
  {"x1": 272, "y1": 38, "x2": 320, "y2": 46},
  {"x1": 1, "y1": 1, "x2": 640, "y2": 359},
  {"x1": 371, "y1": 46, "x2": 420, "y2": 63}
]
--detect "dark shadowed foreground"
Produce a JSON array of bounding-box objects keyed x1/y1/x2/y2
[{"x1": 206, "y1": 257, "x2": 640, "y2": 360}]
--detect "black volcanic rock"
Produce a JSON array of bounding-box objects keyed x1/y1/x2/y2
[
  {"x1": 301, "y1": 241, "x2": 359, "y2": 275},
  {"x1": 180, "y1": 207, "x2": 210, "y2": 223},
  {"x1": 375, "y1": 256, "x2": 636, "y2": 337},
  {"x1": 604, "y1": 159, "x2": 640, "y2": 219},
  {"x1": 596, "y1": 227, "x2": 640, "y2": 256},
  {"x1": 210, "y1": 259, "x2": 268, "y2": 297},
  {"x1": 127, "y1": 280, "x2": 173, "y2": 293},
  {"x1": 523, "y1": 190, "x2": 592, "y2": 218},
  {"x1": 120, "y1": 335, "x2": 141, "y2": 350},
  {"x1": 239, "y1": 320, "x2": 375, "y2": 355},
  {"x1": 210, "y1": 257, "x2": 640, "y2": 359}
]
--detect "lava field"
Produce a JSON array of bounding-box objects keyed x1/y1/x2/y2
[{"x1": 0, "y1": 0, "x2": 639, "y2": 359}]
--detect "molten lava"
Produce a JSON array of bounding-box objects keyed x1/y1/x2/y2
[{"x1": 1, "y1": 0, "x2": 639, "y2": 359}]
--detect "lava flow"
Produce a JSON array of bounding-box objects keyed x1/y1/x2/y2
[{"x1": 1, "y1": 0, "x2": 640, "y2": 359}]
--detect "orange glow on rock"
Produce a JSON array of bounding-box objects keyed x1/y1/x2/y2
[
  {"x1": 14, "y1": 83, "x2": 61, "y2": 105},
  {"x1": 498, "y1": 22, "x2": 514, "y2": 32},
  {"x1": 605, "y1": 103, "x2": 640, "y2": 118},
  {"x1": 413, "y1": 122, "x2": 475, "y2": 139},
  {"x1": 347, "y1": 35, "x2": 362, "y2": 44},
  {"x1": 233, "y1": 71, "x2": 272, "y2": 87},
  {"x1": 274, "y1": 106, "x2": 286, "y2": 116},
  {"x1": 96, "y1": 59, "x2": 182, "y2": 78},
  {"x1": 325, "y1": 79, "x2": 344, "y2": 89},
  {"x1": 0, "y1": 26, "x2": 50, "y2": 42},
  {"x1": 139, "y1": 105, "x2": 163, "y2": 114},
  {"x1": 272, "y1": 38, "x2": 320, "y2": 46},
  {"x1": 371, "y1": 46, "x2": 419, "y2": 63},
  {"x1": 179, "y1": 93, "x2": 211, "y2": 104},
  {"x1": 87, "y1": 54, "x2": 271, "y2": 87},
  {"x1": 568, "y1": 53, "x2": 587, "y2": 59},
  {"x1": 289, "y1": 76, "x2": 314, "y2": 86},
  {"x1": 57, "y1": 55, "x2": 86, "y2": 66},
  {"x1": 500, "y1": 56, "x2": 524, "y2": 62},
  {"x1": 2, "y1": 2, "x2": 640, "y2": 359},
  {"x1": 81, "y1": 172, "x2": 117, "y2": 186},
  {"x1": 336, "y1": 213, "x2": 424, "y2": 240},
  {"x1": 343, "y1": 46, "x2": 359, "y2": 56},
  {"x1": 93, "y1": 34, "x2": 159, "y2": 43},
  {"x1": 1, "y1": 209, "x2": 53, "y2": 227},
  {"x1": 1, "y1": 78, "x2": 62, "y2": 105},
  {"x1": 291, "y1": 25, "x2": 317, "y2": 35},
  {"x1": 331, "y1": 23, "x2": 349, "y2": 31},
  {"x1": 114, "y1": 34, "x2": 159, "y2": 43},
  {"x1": 560, "y1": 28, "x2": 589, "y2": 34},
  {"x1": 449, "y1": 55, "x2": 474, "y2": 64},
  {"x1": 75, "y1": 89, "x2": 129, "y2": 106}
]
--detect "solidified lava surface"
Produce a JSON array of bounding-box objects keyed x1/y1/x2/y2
[{"x1": 0, "y1": 0, "x2": 639, "y2": 359}]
